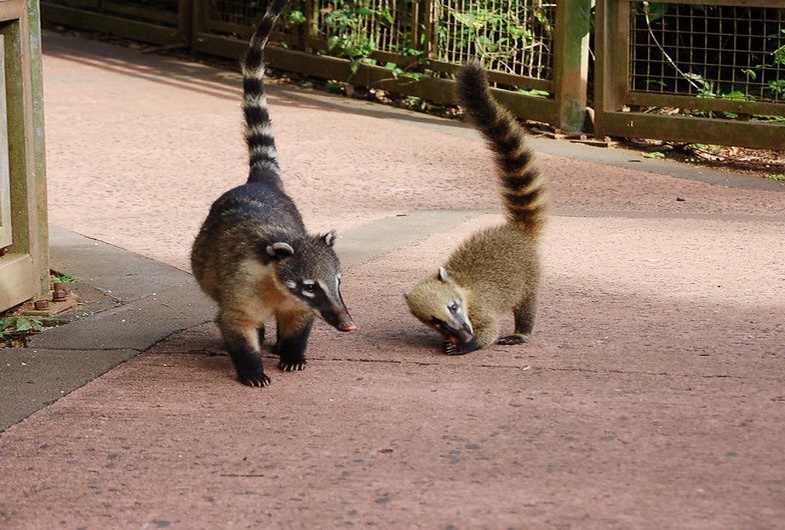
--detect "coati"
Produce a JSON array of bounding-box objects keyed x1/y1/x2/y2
[
  {"x1": 405, "y1": 60, "x2": 547, "y2": 355},
  {"x1": 190, "y1": 0, "x2": 356, "y2": 387}
]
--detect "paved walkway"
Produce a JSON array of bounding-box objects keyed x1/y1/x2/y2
[{"x1": 1, "y1": 32, "x2": 784, "y2": 528}]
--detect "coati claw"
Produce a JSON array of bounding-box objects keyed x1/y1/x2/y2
[
  {"x1": 443, "y1": 339, "x2": 460, "y2": 355},
  {"x1": 443, "y1": 336, "x2": 482, "y2": 355},
  {"x1": 279, "y1": 360, "x2": 307, "y2": 372},
  {"x1": 498, "y1": 334, "x2": 529, "y2": 345},
  {"x1": 241, "y1": 374, "x2": 271, "y2": 387}
]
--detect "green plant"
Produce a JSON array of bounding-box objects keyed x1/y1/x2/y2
[
  {"x1": 51, "y1": 271, "x2": 76, "y2": 283},
  {"x1": 323, "y1": 2, "x2": 391, "y2": 73},
  {"x1": 517, "y1": 88, "x2": 550, "y2": 98},
  {"x1": 643, "y1": 151, "x2": 666, "y2": 159},
  {"x1": 0, "y1": 316, "x2": 45, "y2": 342},
  {"x1": 287, "y1": 9, "x2": 306, "y2": 25},
  {"x1": 765, "y1": 173, "x2": 785, "y2": 182},
  {"x1": 440, "y1": 3, "x2": 551, "y2": 74}
]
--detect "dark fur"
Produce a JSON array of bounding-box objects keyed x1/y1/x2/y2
[{"x1": 191, "y1": 0, "x2": 355, "y2": 386}]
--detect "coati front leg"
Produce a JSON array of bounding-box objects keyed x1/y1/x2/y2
[
  {"x1": 498, "y1": 296, "x2": 537, "y2": 345},
  {"x1": 218, "y1": 310, "x2": 269, "y2": 387},
  {"x1": 275, "y1": 309, "x2": 314, "y2": 372}
]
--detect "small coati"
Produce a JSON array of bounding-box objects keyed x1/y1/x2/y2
[
  {"x1": 405, "y1": 60, "x2": 547, "y2": 355},
  {"x1": 191, "y1": 0, "x2": 356, "y2": 386}
]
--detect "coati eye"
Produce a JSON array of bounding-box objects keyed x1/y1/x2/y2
[
  {"x1": 448, "y1": 303, "x2": 459, "y2": 314},
  {"x1": 302, "y1": 283, "x2": 316, "y2": 292}
]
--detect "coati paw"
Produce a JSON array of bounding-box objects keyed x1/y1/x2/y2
[
  {"x1": 498, "y1": 334, "x2": 529, "y2": 345},
  {"x1": 279, "y1": 359, "x2": 307, "y2": 372},
  {"x1": 443, "y1": 337, "x2": 481, "y2": 355},
  {"x1": 443, "y1": 339, "x2": 461, "y2": 355},
  {"x1": 240, "y1": 373, "x2": 271, "y2": 387}
]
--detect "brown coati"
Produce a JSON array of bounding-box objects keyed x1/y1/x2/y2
[
  {"x1": 405, "y1": 59, "x2": 547, "y2": 355},
  {"x1": 190, "y1": 0, "x2": 356, "y2": 387}
]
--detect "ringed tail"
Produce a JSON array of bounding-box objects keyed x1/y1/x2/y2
[
  {"x1": 457, "y1": 60, "x2": 547, "y2": 235},
  {"x1": 241, "y1": 0, "x2": 289, "y2": 184}
]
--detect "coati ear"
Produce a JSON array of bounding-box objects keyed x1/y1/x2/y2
[
  {"x1": 437, "y1": 267, "x2": 453, "y2": 283},
  {"x1": 266, "y1": 242, "x2": 294, "y2": 260},
  {"x1": 323, "y1": 230, "x2": 338, "y2": 247}
]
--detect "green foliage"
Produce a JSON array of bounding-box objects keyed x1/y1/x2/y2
[
  {"x1": 767, "y1": 80, "x2": 785, "y2": 98},
  {"x1": 770, "y1": 30, "x2": 785, "y2": 65},
  {"x1": 387, "y1": 63, "x2": 423, "y2": 82},
  {"x1": 765, "y1": 173, "x2": 785, "y2": 182},
  {"x1": 51, "y1": 271, "x2": 76, "y2": 283},
  {"x1": 517, "y1": 88, "x2": 549, "y2": 98},
  {"x1": 0, "y1": 316, "x2": 45, "y2": 341},
  {"x1": 288, "y1": 9, "x2": 306, "y2": 25},
  {"x1": 442, "y1": 4, "x2": 545, "y2": 65},
  {"x1": 322, "y1": 2, "x2": 392, "y2": 73}
]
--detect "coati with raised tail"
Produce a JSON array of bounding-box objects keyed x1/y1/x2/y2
[
  {"x1": 191, "y1": 0, "x2": 356, "y2": 386},
  {"x1": 405, "y1": 60, "x2": 547, "y2": 355}
]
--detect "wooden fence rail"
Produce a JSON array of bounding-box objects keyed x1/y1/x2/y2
[{"x1": 39, "y1": 0, "x2": 785, "y2": 150}]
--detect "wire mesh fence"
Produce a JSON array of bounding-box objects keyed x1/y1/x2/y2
[
  {"x1": 43, "y1": 0, "x2": 180, "y2": 25},
  {"x1": 595, "y1": 0, "x2": 785, "y2": 149},
  {"x1": 309, "y1": 0, "x2": 417, "y2": 57},
  {"x1": 430, "y1": 0, "x2": 555, "y2": 80},
  {"x1": 630, "y1": 3, "x2": 785, "y2": 104},
  {"x1": 41, "y1": 0, "x2": 784, "y2": 147},
  {"x1": 197, "y1": 0, "x2": 559, "y2": 85}
]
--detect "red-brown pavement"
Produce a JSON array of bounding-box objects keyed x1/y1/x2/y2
[{"x1": 0, "y1": 32, "x2": 783, "y2": 528}]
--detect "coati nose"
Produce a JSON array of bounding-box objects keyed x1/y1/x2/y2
[
  {"x1": 321, "y1": 308, "x2": 357, "y2": 332},
  {"x1": 338, "y1": 320, "x2": 357, "y2": 332},
  {"x1": 456, "y1": 327, "x2": 475, "y2": 344}
]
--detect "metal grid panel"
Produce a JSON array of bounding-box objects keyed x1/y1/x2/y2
[
  {"x1": 431, "y1": 0, "x2": 555, "y2": 80},
  {"x1": 107, "y1": 0, "x2": 179, "y2": 14},
  {"x1": 630, "y1": 3, "x2": 785, "y2": 103},
  {"x1": 204, "y1": 0, "x2": 305, "y2": 40},
  {"x1": 311, "y1": 0, "x2": 415, "y2": 56},
  {"x1": 45, "y1": 0, "x2": 179, "y2": 21},
  {"x1": 206, "y1": 0, "x2": 262, "y2": 27}
]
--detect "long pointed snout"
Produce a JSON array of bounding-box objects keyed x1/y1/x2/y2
[
  {"x1": 337, "y1": 319, "x2": 357, "y2": 332},
  {"x1": 321, "y1": 307, "x2": 357, "y2": 332},
  {"x1": 444, "y1": 314, "x2": 474, "y2": 344}
]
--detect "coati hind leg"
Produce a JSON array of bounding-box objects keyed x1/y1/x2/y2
[
  {"x1": 218, "y1": 311, "x2": 270, "y2": 387},
  {"x1": 498, "y1": 297, "x2": 536, "y2": 345},
  {"x1": 275, "y1": 310, "x2": 315, "y2": 371}
]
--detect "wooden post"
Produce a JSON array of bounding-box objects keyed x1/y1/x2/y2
[
  {"x1": 553, "y1": 0, "x2": 592, "y2": 132},
  {"x1": 0, "y1": 0, "x2": 50, "y2": 311}
]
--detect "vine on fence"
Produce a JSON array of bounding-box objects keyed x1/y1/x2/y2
[{"x1": 639, "y1": 2, "x2": 785, "y2": 114}]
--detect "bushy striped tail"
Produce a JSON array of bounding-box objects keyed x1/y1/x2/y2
[
  {"x1": 241, "y1": 0, "x2": 288, "y2": 184},
  {"x1": 457, "y1": 60, "x2": 547, "y2": 235}
]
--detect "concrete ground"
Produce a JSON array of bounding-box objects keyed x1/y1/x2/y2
[{"x1": 1, "y1": 32, "x2": 784, "y2": 528}]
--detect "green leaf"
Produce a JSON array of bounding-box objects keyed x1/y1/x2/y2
[{"x1": 288, "y1": 10, "x2": 306, "y2": 24}]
